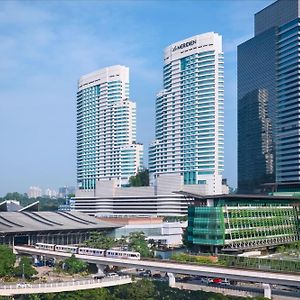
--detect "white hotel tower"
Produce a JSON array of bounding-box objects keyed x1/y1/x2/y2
[
  {"x1": 73, "y1": 34, "x2": 227, "y2": 217},
  {"x1": 77, "y1": 65, "x2": 143, "y2": 189},
  {"x1": 149, "y1": 32, "x2": 224, "y2": 195}
]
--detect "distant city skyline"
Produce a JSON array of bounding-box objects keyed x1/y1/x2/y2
[{"x1": 0, "y1": 0, "x2": 273, "y2": 196}]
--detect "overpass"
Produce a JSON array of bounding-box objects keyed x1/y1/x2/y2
[
  {"x1": 0, "y1": 276, "x2": 131, "y2": 296},
  {"x1": 14, "y1": 245, "x2": 300, "y2": 289}
]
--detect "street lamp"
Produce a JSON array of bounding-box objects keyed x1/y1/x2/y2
[{"x1": 22, "y1": 263, "x2": 25, "y2": 281}]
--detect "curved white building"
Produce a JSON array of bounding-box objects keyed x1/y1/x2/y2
[
  {"x1": 149, "y1": 32, "x2": 224, "y2": 195},
  {"x1": 77, "y1": 65, "x2": 143, "y2": 189}
]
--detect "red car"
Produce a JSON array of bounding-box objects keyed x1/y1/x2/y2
[{"x1": 213, "y1": 278, "x2": 223, "y2": 284}]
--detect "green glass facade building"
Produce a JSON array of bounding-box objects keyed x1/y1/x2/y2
[{"x1": 187, "y1": 194, "x2": 299, "y2": 253}]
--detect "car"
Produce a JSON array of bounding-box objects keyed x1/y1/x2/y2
[
  {"x1": 136, "y1": 268, "x2": 144, "y2": 272},
  {"x1": 140, "y1": 271, "x2": 151, "y2": 278},
  {"x1": 220, "y1": 279, "x2": 230, "y2": 286},
  {"x1": 106, "y1": 272, "x2": 119, "y2": 278},
  {"x1": 93, "y1": 274, "x2": 105, "y2": 279},
  {"x1": 34, "y1": 261, "x2": 44, "y2": 267},
  {"x1": 200, "y1": 277, "x2": 213, "y2": 284},
  {"x1": 213, "y1": 278, "x2": 223, "y2": 284},
  {"x1": 17, "y1": 282, "x2": 31, "y2": 288},
  {"x1": 46, "y1": 259, "x2": 55, "y2": 267},
  {"x1": 152, "y1": 273, "x2": 162, "y2": 279}
]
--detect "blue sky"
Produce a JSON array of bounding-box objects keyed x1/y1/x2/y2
[{"x1": 0, "y1": 0, "x2": 273, "y2": 196}]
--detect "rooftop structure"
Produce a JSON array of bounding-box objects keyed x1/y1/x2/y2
[
  {"x1": 0, "y1": 200, "x2": 39, "y2": 212},
  {"x1": 0, "y1": 211, "x2": 119, "y2": 246}
]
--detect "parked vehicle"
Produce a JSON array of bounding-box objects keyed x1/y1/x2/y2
[
  {"x1": 92, "y1": 274, "x2": 105, "y2": 279},
  {"x1": 106, "y1": 272, "x2": 118, "y2": 278}
]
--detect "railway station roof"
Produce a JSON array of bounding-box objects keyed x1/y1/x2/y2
[{"x1": 0, "y1": 211, "x2": 120, "y2": 234}]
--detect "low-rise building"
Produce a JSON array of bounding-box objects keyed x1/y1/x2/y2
[
  {"x1": 97, "y1": 215, "x2": 186, "y2": 248},
  {"x1": 0, "y1": 211, "x2": 119, "y2": 246},
  {"x1": 187, "y1": 194, "x2": 300, "y2": 253}
]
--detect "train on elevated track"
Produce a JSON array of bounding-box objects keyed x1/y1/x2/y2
[{"x1": 35, "y1": 243, "x2": 141, "y2": 260}]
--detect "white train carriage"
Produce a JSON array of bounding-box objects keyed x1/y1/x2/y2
[
  {"x1": 78, "y1": 247, "x2": 105, "y2": 257},
  {"x1": 54, "y1": 244, "x2": 78, "y2": 254},
  {"x1": 106, "y1": 249, "x2": 140, "y2": 260},
  {"x1": 35, "y1": 243, "x2": 55, "y2": 251}
]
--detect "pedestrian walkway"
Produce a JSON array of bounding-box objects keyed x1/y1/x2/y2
[{"x1": 0, "y1": 275, "x2": 132, "y2": 296}]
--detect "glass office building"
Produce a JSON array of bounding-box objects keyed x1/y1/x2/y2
[
  {"x1": 187, "y1": 194, "x2": 299, "y2": 253},
  {"x1": 77, "y1": 65, "x2": 143, "y2": 189},
  {"x1": 149, "y1": 32, "x2": 224, "y2": 195},
  {"x1": 238, "y1": 0, "x2": 300, "y2": 193}
]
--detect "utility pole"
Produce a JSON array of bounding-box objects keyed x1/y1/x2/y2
[{"x1": 22, "y1": 263, "x2": 25, "y2": 281}]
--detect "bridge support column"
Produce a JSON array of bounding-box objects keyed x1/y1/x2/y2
[
  {"x1": 262, "y1": 283, "x2": 271, "y2": 299},
  {"x1": 167, "y1": 273, "x2": 176, "y2": 287},
  {"x1": 33, "y1": 255, "x2": 39, "y2": 264},
  {"x1": 96, "y1": 264, "x2": 106, "y2": 276}
]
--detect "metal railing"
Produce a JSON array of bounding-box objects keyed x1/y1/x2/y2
[{"x1": 0, "y1": 275, "x2": 131, "y2": 290}]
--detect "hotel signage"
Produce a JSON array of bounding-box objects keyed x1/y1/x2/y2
[{"x1": 172, "y1": 40, "x2": 196, "y2": 52}]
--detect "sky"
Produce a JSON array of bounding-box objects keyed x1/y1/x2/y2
[{"x1": 0, "y1": 0, "x2": 274, "y2": 196}]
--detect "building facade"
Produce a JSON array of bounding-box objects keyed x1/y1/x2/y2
[
  {"x1": 28, "y1": 186, "x2": 42, "y2": 199},
  {"x1": 149, "y1": 32, "x2": 224, "y2": 195},
  {"x1": 238, "y1": 0, "x2": 300, "y2": 193},
  {"x1": 77, "y1": 65, "x2": 143, "y2": 189},
  {"x1": 73, "y1": 179, "x2": 194, "y2": 216},
  {"x1": 187, "y1": 194, "x2": 299, "y2": 253},
  {"x1": 97, "y1": 216, "x2": 185, "y2": 248}
]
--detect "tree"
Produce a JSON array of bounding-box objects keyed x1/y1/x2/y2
[
  {"x1": 62, "y1": 255, "x2": 88, "y2": 275},
  {"x1": 129, "y1": 169, "x2": 149, "y2": 187},
  {"x1": 116, "y1": 235, "x2": 128, "y2": 249},
  {"x1": 14, "y1": 257, "x2": 37, "y2": 279},
  {"x1": 182, "y1": 228, "x2": 193, "y2": 250},
  {"x1": 85, "y1": 232, "x2": 116, "y2": 250},
  {"x1": 113, "y1": 279, "x2": 155, "y2": 300},
  {"x1": 87, "y1": 232, "x2": 116, "y2": 249},
  {"x1": 128, "y1": 232, "x2": 151, "y2": 257},
  {"x1": 0, "y1": 245, "x2": 16, "y2": 277}
]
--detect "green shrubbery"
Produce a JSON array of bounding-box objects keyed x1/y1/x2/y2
[
  {"x1": 219, "y1": 254, "x2": 300, "y2": 273},
  {"x1": 171, "y1": 253, "x2": 218, "y2": 265},
  {"x1": 0, "y1": 245, "x2": 37, "y2": 280},
  {"x1": 85, "y1": 231, "x2": 153, "y2": 257},
  {"x1": 9, "y1": 280, "x2": 267, "y2": 300},
  {"x1": 56, "y1": 255, "x2": 88, "y2": 275}
]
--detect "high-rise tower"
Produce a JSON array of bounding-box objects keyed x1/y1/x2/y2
[
  {"x1": 77, "y1": 65, "x2": 143, "y2": 190},
  {"x1": 238, "y1": 0, "x2": 300, "y2": 193},
  {"x1": 149, "y1": 32, "x2": 224, "y2": 195}
]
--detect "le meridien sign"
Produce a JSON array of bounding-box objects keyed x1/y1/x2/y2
[{"x1": 172, "y1": 40, "x2": 196, "y2": 52}]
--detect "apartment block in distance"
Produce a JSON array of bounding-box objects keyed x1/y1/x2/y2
[
  {"x1": 77, "y1": 65, "x2": 143, "y2": 189},
  {"x1": 238, "y1": 0, "x2": 300, "y2": 193},
  {"x1": 149, "y1": 32, "x2": 225, "y2": 195}
]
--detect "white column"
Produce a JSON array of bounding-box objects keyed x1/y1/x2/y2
[
  {"x1": 96, "y1": 264, "x2": 106, "y2": 276},
  {"x1": 33, "y1": 255, "x2": 39, "y2": 264},
  {"x1": 167, "y1": 272, "x2": 176, "y2": 287},
  {"x1": 262, "y1": 283, "x2": 271, "y2": 299}
]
